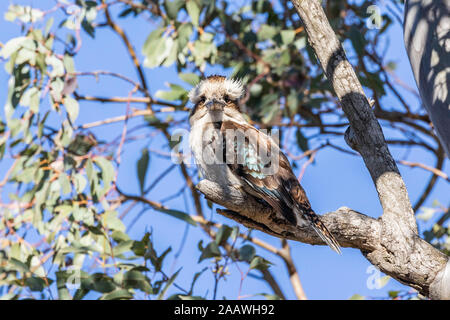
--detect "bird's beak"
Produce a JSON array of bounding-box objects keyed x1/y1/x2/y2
[{"x1": 205, "y1": 98, "x2": 225, "y2": 110}]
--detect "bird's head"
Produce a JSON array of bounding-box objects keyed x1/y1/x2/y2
[{"x1": 188, "y1": 75, "x2": 244, "y2": 122}]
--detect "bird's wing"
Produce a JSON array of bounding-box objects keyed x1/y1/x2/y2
[
  {"x1": 220, "y1": 120, "x2": 341, "y2": 254},
  {"x1": 221, "y1": 120, "x2": 310, "y2": 225}
]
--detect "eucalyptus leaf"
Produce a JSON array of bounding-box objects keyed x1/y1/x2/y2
[
  {"x1": 137, "y1": 148, "x2": 149, "y2": 194},
  {"x1": 157, "y1": 268, "x2": 181, "y2": 300},
  {"x1": 64, "y1": 97, "x2": 79, "y2": 123},
  {"x1": 179, "y1": 72, "x2": 200, "y2": 86},
  {"x1": 153, "y1": 207, "x2": 197, "y2": 226},
  {"x1": 280, "y1": 30, "x2": 295, "y2": 45},
  {"x1": 186, "y1": 0, "x2": 200, "y2": 26},
  {"x1": 199, "y1": 242, "x2": 221, "y2": 262}
]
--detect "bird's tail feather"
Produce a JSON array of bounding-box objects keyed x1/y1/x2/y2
[{"x1": 310, "y1": 221, "x2": 341, "y2": 254}]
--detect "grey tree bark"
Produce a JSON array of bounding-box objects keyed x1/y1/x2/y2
[
  {"x1": 196, "y1": 0, "x2": 450, "y2": 299},
  {"x1": 404, "y1": 0, "x2": 450, "y2": 158}
]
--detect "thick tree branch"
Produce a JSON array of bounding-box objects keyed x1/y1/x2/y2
[
  {"x1": 196, "y1": 180, "x2": 379, "y2": 251},
  {"x1": 404, "y1": 0, "x2": 450, "y2": 157},
  {"x1": 290, "y1": 0, "x2": 448, "y2": 300},
  {"x1": 195, "y1": 1, "x2": 449, "y2": 300}
]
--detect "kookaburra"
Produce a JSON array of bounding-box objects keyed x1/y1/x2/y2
[{"x1": 188, "y1": 75, "x2": 341, "y2": 254}]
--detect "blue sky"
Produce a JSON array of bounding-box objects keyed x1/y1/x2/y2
[{"x1": 0, "y1": 0, "x2": 448, "y2": 300}]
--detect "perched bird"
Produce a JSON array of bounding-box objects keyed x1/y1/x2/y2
[{"x1": 188, "y1": 75, "x2": 341, "y2": 254}]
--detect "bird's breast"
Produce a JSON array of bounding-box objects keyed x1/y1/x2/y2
[{"x1": 189, "y1": 118, "x2": 242, "y2": 186}]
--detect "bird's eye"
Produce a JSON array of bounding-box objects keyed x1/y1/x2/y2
[
  {"x1": 199, "y1": 95, "x2": 206, "y2": 103},
  {"x1": 224, "y1": 95, "x2": 231, "y2": 103}
]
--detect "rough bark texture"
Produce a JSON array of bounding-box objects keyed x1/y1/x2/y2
[
  {"x1": 197, "y1": 180, "x2": 379, "y2": 251},
  {"x1": 404, "y1": 0, "x2": 450, "y2": 158},
  {"x1": 196, "y1": 0, "x2": 449, "y2": 299}
]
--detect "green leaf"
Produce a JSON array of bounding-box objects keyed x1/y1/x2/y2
[
  {"x1": 162, "y1": 40, "x2": 178, "y2": 67},
  {"x1": 258, "y1": 25, "x2": 277, "y2": 41},
  {"x1": 137, "y1": 148, "x2": 149, "y2": 194},
  {"x1": 153, "y1": 207, "x2": 197, "y2": 226},
  {"x1": 287, "y1": 91, "x2": 298, "y2": 115},
  {"x1": 63, "y1": 54, "x2": 75, "y2": 74},
  {"x1": 50, "y1": 78, "x2": 64, "y2": 102},
  {"x1": 143, "y1": 36, "x2": 173, "y2": 68},
  {"x1": 67, "y1": 134, "x2": 97, "y2": 156},
  {"x1": 64, "y1": 97, "x2": 79, "y2": 123},
  {"x1": 176, "y1": 23, "x2": 193, "y2": 50},
  {"x1": 247, "y1": 81, "x2": 261, "y2": 96},
  {"x1": 188, "y1": 267, "x2": 207, "y2": 295},
  {"x1": 386, "y1": 61, "x2": 397, "y2": 71},
  {"x1": 45, "y1": 55, "x2": 65, "y2": 77},
  {"x1": 157, "y1": 268, "x2": 181, "y2": 300},
  {"x1": 200, "y1": 32, "x2": 213, "y2": 43},
  {"x1": 5, "y1": 5, "x2": 44, "y2": 23},
  {"x1": 85, "y1": 3, "x2": 97, "y2": 22},
  {"x1": 249, "y1": 256, "x2": 271, "y2": 271},
  {"x1": 154, "y1": 89, "x2": 181, "y2": 101},
  {"x1": 94, "y1": 157, "x2": 115, "y2": 197},
  {"x1": 44, "y1": 17, "x2": 54, "y2": 36},
  {"x1": 186, "y1": 0, "x2": 200, "y2": 26},
  {"x1": 111, "y1": 230, "x2": 130, "y2": 243},
  {"x1": 91, "y1": 273, "x2": 116, "y2": 293},
  {"x1": 377, "y1": 275, "x2": 390, "y2": 289},
  {"x1": 179, "y1": 72, "x2": 200, "y2": 86},
  {"x1": 348, "y1": 26, "x2": 366, "y2": 56},
  {"x1": 124, "y1": 270, "x2": 152, "y2": 293},
  {"x1": 215, "y1": 225, "x2": 233, "y2": 246},
  {"x1": 25, "y1": 277, "x2": 45, "y2": 292},
  {"x1": 81, "y1": 20, "x2": 95, "y2": 38},
  {"x1": 151, "y1": 247, "x2": 172, "y2": 272},
  {"x1": 155, "y1": 84, "x2": 187, "y2": 101},
  {"x1": 103, "y1": 210, "x2": 125, "y2": 232},
  {"x1": 230, "y1": 226, "x2": 239, "y2": 242},
  {"x1": 295, "y1": 128, "x2": 309, "y2": 152},
  {"x1": 6, "y1": 64, "x2": 31, "y2": 116},
  {"x1": 143, "y1": 28, "x2": 164, "y2": 53},
  {"x1": 388, "y1": 291, "x2": 400, "y2": 299},
  {"x1": 112, "y1": 240, "x2": 133, "y2": 256},
  {"x1": 58, "y1": 172, "x2": 72, "y2": 195},
  {"x1": 131, "y1": 232, "x2": 151, "y2": 257},
  {"x1": 20, "y1": 87, "x2": 40, "y2": 113},
  {"x1": 294, "y1": 37, "x2": 307, "y2": 50},
  {"x1": 142, "y1": 28, "x2": 176, "y2": 68},
  {"x1": 16, "y1": 46, "x2": 36, "y2": 65},
  {"x1": 199, "y1": 241, "x2": 221, "y2": 262},
  {"x1": 238, "y1": 244, "x2": 256, "y2": 262},
  {"x1": 56, "y1": 271, "x2": 72, "y2": 300},
  {"x1": 280, "y1": 30, "x2": 295, "y2": 45},
  {"x1": 164, "y1": 0, "x2": 183, "y2": 20},
  {"x1": 0, "y1": 36, "x2": 27, "y2": 59},
  {"x1": 101, "y1": 289, "x2": 133, "y2": 300},
  {"x1": 73, "y1": 173, "x2": 87, "y2": 194},
  {"x1": 259, "y1": 93, "x2": 279, "y2": 125},
  {"x1": 9, "y1": 257, "x2": 29, "y2": 273}
]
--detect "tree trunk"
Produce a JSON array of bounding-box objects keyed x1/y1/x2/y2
[{"x1": 404, "y1": 0, "x2": 450, "y2": 158}]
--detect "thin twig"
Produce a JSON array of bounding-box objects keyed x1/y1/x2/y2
[
  {"x1": 399, "y1": 160, "x2": 449, "y2": 183},
  {"x1": 116, "y1": 86, "x2": 138, "y2": 164}
]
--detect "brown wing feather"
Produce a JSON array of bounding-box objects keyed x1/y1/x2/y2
[
  {"x1": 221, "y1": 121, "x2": 311, "y2": 224},
  {"x1": 220, "y1": 120, "x2": 341, "y2": 253}
]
